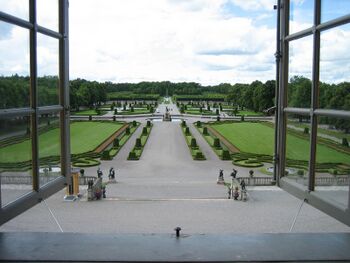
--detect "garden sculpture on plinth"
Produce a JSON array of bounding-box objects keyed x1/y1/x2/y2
[
  {"x1": 230, "y1": 168, "x2": 237, "y2": 179},
  {"x1": 217, "y1": 169, "x2": 225, "y2": 184},
  {"x1": 108, "y1": 167, "x2": 117, "y2": 183},
  {"x1": 233, "y1": 186, "x2": 239, "y2": 200},
  {"x1": 97, "y1": 167, "x2": 103, "y2": 178}
]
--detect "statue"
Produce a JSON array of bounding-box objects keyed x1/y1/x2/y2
[
  {"x1": 217, "y1": 169, "x2": 225, "y2": 184},
  {"x1": 230, "y1": 168, "x2": 237, "y2": 179},
  {"x1": 97, "y1": 167, "x2": 103, "y2": 178},
  {"x1": 108, "y1": 167, "x2": 117, "y2": 183}
]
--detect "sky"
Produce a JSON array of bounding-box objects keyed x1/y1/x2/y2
[{"x1": 0, "y1": 0, "x2": 349, "y2": 85}]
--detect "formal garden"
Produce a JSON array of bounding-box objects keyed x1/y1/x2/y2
[
  {"x1": 0, "y1": 120, "x2": 139, "y2": 171},
  {"x1": 127, "y1": 120, "x2": 153, "y2": 160},
  {"x1": 196, "y1": 120, "x2": 350, "y2": 176},
  {"x1": 180, "y1": 120, "x2": 206, "y2": 160}
]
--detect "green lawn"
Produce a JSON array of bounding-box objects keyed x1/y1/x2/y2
[
  {"x1": 288, "y1": 120, "x2": 350, "y2": 141},
  {"x1": 237, "y1": 110, "x2": 263, "y2": 116},
  {"x1": 210, "y1": 122, "x2": 349, "y2": 164},
  {"x1": 0, "y1": 121, "x2": 124, "y2": 163},
  {"x1": 73, "y1": 109, "x2": 106, "y2": 116}
]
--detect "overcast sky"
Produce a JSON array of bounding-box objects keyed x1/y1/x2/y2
[{"x1": 0, "y1": 0, "x2": 349, "y2": 85}]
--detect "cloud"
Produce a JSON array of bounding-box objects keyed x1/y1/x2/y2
[
  {"x1": 229, "y1": 0, "x2": 273, "y2": 11},
  {"x1": 6, "y1": 0, "x2": 348, "y2": 86},
  {"x1": 198, "y1": 48, "x2": 256, "y2": 56}
]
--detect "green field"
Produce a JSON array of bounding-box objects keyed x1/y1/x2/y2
[
  {"x1": 0, "y1": 121, "x2": 124, "y2": 163},
  {"x1": 73, "y1": 109, "x2": 106, "y2": 116},
  {"x1": 210, "y1": 122, "x2": 349, "y2": 164},
  {"x1": 288, "y1": 120, "x2": 350, "y2": 141}
]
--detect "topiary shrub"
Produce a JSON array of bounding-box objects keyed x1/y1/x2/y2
[
  {"x1": 185, "y1": 127, "x2": 190, "y2": 135},
  {"x1": 196, "y1": 121, "x2": 202, "y2": 127},
  {"x1": 133, "y1": 120, "x2": 137, "y2": 127},
  {"x1": 123, "y1": 104, "x2": 127, "y2": 111},
  {"x1": 329, "y1": 168, "x2": 338, "y2": 176},
  {"x1": 216, "y1": 116, "x2": 220, "y2": 122},
  {"x1": 213, "y1": 137, "x2": 221, "y2": 148},
  {"x1": 101, "y1": 150, "x2": 111, "y2": 160},
  {"x1": 125, "y1": 127, "x2": 130, "y2": 135},
  {"x1": 130, "y1": 106, "x2": 134, "y2": 112},
  {"x1": 221, "y1": 150, "x2": 231, "y2": 160},
  {"x1": 216, "y1": 109, "x2": 219, "y2": 115},
  {"x1": 297, "y1": 169, "x2": 304, "y2": 176},
  {"x1": 113, "y1": 116, "x2": 116, "y2": 121},
  {"x1": 128, "y1": 151, "x2": 137, "y2": 160},
  {"x1": 89, "y1": 115, "x2": 92, "y2": 121},
  {"x1": 113, "y1": 138, "x2": 120, "y2": 147},
  {"x1": 181, "y1": 120, "x2": 187, "y2": 127},
  {"x1": 147, "y1": 120, "x2": 151, "y2": 127},
  {"x1": 203, "y1": 127, "x2": 208, "y2": 135},
  {"x1": 190, "y1": 138, "x2": 197, "y2": 148},
  {"x1": 114, "y1": 109, "x2": 118, "y2": 115},
  {"x1": 135, "y1": 138, "x2": 142, "y2": 148},
  {"x1": 195, "y1": 151, "x2": 205, "y2": 160},
  {"x1": 342, "y1": 138, "x2": 349, "y2": 147},
  {"x1": 241, "y1": 115, "x2": 244, "y2": 122},
  {"x1": 142, "y1": 127, "x2": 148, "y2": 136},
  {"x1": 304, "y1": 127, "x2": 309, "y2": 134},
  {"x1": 26, "y1": 127, "x2": 30, "y2": 135},
  {"x1": 207, "y1": 105, "x2": 211, "y2": 111}
]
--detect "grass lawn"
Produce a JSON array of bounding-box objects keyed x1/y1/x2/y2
[
  {"x1": 210, "y1": 122, "x2": 349, "y2": 164},
  {"x1": 288, "y1": 120, "x2": 350, "y2": 141},
  {"x1": 237, "y1": 110, "x2": 263, "y2": 116},
  {"x1": 0, "y1": 121, "x2": 124, "y2": 163},
  {"x1": 73, "y1": 109, "x2": 106, "y2": 116}
]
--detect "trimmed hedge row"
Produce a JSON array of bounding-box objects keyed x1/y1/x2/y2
[
  {"x1": 180, "y1": 121, "x2": 206, "y2": 161},
  {"x1": 127, "y1": 123, "x2": 153, "y2": 160},
  {"x1": 100, "y1": 122, "x2": 140, "y2": 161},
  {"x1": 195, "y1": 123, "x2": 231, "y2": 160}
]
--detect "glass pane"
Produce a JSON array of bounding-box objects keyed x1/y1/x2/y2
[
  {"x1": 284, "y1": 114, "x2": 311, "y2": 186},
  {"x1": 315, "y1": 116, "x2": 349, "y2": 208},
  {"x1": 0, "y1": 0, "x2": 29, "y2": 21},
  {"x1": 39, "y1": 113, "x2": 61, "y2": 186},
  {"x1": 0, "y1": 116, "x2": 33, "y2": 207},
  {"x1": 0, "y1": 22, "x2": 30, "y2": 109},
  {"x1": 289, "y1": 0, "x2": 314, "y2": 34},
  {"x1": 319, "y1": 24, "x2": 350, "y2": 110},
  {"x1": 321, "y1": 0, "x2": 350, "y2": 23},
  {"x1": 37, "y1": 0, "x2": 58, "y2": 32},
  {"x1": 37, "y1": 33, "x2": 59, "y2": 106},
  {"x1": 288, "y1": 36, "x2": 312, "y2": 107}
]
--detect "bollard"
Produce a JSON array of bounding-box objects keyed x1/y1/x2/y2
[{"x1": 174, "y1": 227, "x2": 182, "y2": 237}]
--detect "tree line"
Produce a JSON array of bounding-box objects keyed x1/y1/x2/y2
[{"x1": 0, "y1": 75, "x2": 349, "y2": 133}]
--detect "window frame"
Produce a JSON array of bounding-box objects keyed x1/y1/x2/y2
[
  {"x1": 0, "y1": 0, "x2": 70, "y2": 225},
  {"x1": 276, "y1": 0, "x2": 350, "y2": 226}
]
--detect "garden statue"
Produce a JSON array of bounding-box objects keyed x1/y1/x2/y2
[
  {"x1": 240, "y1": 179, "x2": 246, "y2": 191},
  {"x1": 97, "y1": 167, "x2": 103, "y2": 178},
  {"x1": 102, "y1": 184, "x2": 106, "y2": 198},
  {"x1": 233, "y1": 186, "x2": 239, "y2": 200},
  {"x1": 108, "y1": 167, "x2": 117, "y2": 183},
  {"x1": 217, "y1": 169, "x2": 225, "y2": 184},
  {"x1": 230, "y1": 168, "x2": 237, "y2": 179},
  {"x1": 241, "y1": 189, "x2": 247, "y2": 201},
  {"x1": 109, "y1": 167, "x2": 115, "y2": 180}
]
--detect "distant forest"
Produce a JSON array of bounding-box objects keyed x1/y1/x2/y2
[{"x1": 0, "y1": 75, "x2": 349, "y2": 132}]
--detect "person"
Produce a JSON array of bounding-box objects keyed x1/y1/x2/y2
[
  {"x1": 231, "y1": 168, "x2": 237, "y2": 179},
  {"x1": 240, "y1": 179, "x2": 246, "y2": 191},
  {"x1": 109, "y1": 167, "x2": 115, "y2": 180}
]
